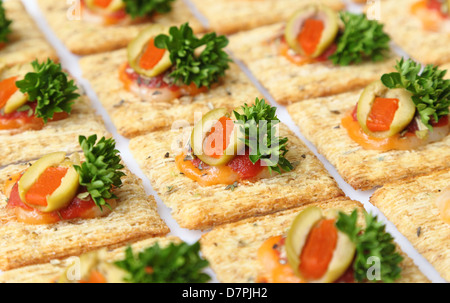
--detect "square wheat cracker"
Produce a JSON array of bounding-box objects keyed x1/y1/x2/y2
[
  {"x1": 80, "y1": 50, "x2": 262, "y2": 137},
  {"x1": 371, "y1": 169, "x2": 450, "y2": 281},
  {"x1": 0, "y1": 161, "x2": 170, "y2": 271},
  {"x1": 0, "y1": 236, "x2": 180, "y2": 283},
  {"x1": 227, "y1": 22, "x2": 399, "y2": 105},
  {"x1": 190, "y1": 0, "x2": 344, "y2": 35},
  {"x1": 0, "y1": 64, "x2": 109, "y2": 167},
  {"x1": 129, "y1": 124, "x2": 344, "y2": 230},
  {"x1": 371, "y1": 0, "x2": 450, "y2": 65},
  {"x1": 0, "y1": 0, "x2": 57, "y2": 68},
  {"x1": 287, "y1": 90, "x2": 450, "y2": 190},
  {"x1": 200, "y1": 197, "x2": 429, "y2": 283},
  {"x1": 37, "y1": 0, "x2": 204, "y2": 55}
]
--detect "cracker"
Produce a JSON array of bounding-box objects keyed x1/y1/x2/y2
[
  {"x1": 0, "y1": 0, "x2": 57, "y2": 68},
  {"x1": 370, "y1": 169, "x2": 450, "y2": 281},
  {"x1": 228, "y1": 23, "x2": 399, "y2": 105},
  {"x1": 200, "y1": 197, "x2": 429, "y2": 283},
  {"x1": 190, "y1": 0, "x2": 344, "y2": 35},
  {"x1": 373, "y1": 0, "x2": 450, "y2": 65},
  {"x1": 0, "y1": 162, "x2": 170, "y2": 271},
  {"x1": 80, "y1": 50, "x2": 262, "y2": 137},
  {"x1": 37, "y1": 0, "x2": 204, "y2": 55},
  {"x1": 0, "y1": 236, "x2": 180, "y2": 283},
  {"x1": 287, "y1": 90, "x2": 450, "y2": 190},
  {"x1": 129, "y1": 124, "x2": 343, "y2": 230}
]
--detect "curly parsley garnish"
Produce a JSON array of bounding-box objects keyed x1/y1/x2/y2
[
  {"x1": 74, "y1": 135, "x2": 125, "y2": 210},
  {"x1": 154, "y1": 23, "x2": 231, "y2": 88},
  {"x1": 335, "y1": 209, "x2": 403, "y2": 283},
  {"x1": 0, "y1": 0, "x2": 11, "y2": 44},
  {"x1": 329, "y1": 12, "x2": 391, "y2": 66},
  {"x1": 381, "y1": 58, "x2": 450, "y2": 130},
  {"x1": 15, "y1": 59, "x2": 79, "y2": 123},
  {"x1": 233, "y1": 98, "x2": 293, "y2": 174},
  {"x1": 115, "y1": 241, "x2": 211, "y2": 283},
  {"x1": 123, "y1": 0, "x2": 175, "y2": 19}
]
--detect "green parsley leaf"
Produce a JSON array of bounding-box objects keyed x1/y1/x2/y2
[
  {"x1": 336, "y1": 209, "x2": 403, "y2": 283},
  {"x1": 15, "y1": 59, "x2": 80, "y2": 123},
  {"x1": 381, "y1": 58, "x2": 450, "y2": 130},
  {"x1": 154, "y1": 23, "x2": 231, "y2": 88},
  {"x1": 73, "y1": 135, "x2": 125, "y2": 210},
  {"x1": 123, "y1": 0, "x2": 175, "y2": 19},
  {"x1": 114, "y1": 241, "x2": 211, "y2": 283},
  {"x1": 329, "y1": 12, "x2": 391, "y2": 66},
  {"x1": 0, "y1": 0, "x2": 12, "y2": 44},
  {"x1": 233, "y1": 98, "x2": 293, "y2": 174}
]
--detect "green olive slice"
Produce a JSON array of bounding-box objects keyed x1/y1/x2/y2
[
  {"x1": 3, "y1": 90, "x2": 28, "y2": 114},
  {"x1": 285, "y1": 207, "x2": 356, "y2": 283},
  {"x1": 190, "y1": 108, "x2": 245, "y2": 166},
  {"x1": 127, "y1": 25, "x2": 172, "y2": 78},
  {"x1": 357, "y1": 80, "x2": 416, "y2": 138},
  {"x1": 284, "y1": 4, "x2": 339, "y2": 58},
  {"x1": 58, "y1": 250, "x2": 100, "y2": 283},
  {"x1": 18, "y1": 152, "x2": 80, "y2": 213}
]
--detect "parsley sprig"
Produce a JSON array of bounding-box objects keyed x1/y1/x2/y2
[
  {"x1": 154, "y1": 23, "x2": 231, "y2": 88},
  {"x1": 335, "y1": 209, "x2": 403, "y2": 283},
  {"x1": 329, "y1": 12, "x2": 391, "y2": 66},
  {"x1": 233, "y1": 98, "x2": 293, "y2": 174},
  {"x1": 123, "y1": 0, "x2": 175, "y2": 19},
  {"x1": 0, "y1": 0, "x2": 11, "y2": 43},
  {"x1": 381, "y1": 58, "x2": 450, "y2": 130},
  {"x1": 115, "y1": 241, "x2": 211, "y2": 283},
  {"x1": 74, "y1": 135, "x2": 125, "y2": 210},
  {"x1": 15, "y1": 59, "x2": 79, "y2": 123}
]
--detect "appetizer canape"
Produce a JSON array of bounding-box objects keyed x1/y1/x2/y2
[
  {"x1": 287, "y1": 60, "x2": 450, "y2": 190},
  {"x1": 371, "y1": 169, "x2": 450, "y2": 281},
  {"x1": 129, "y1": 99, "x2": 343, "y2": 230},
  {"x1": 0, "y1": 134, "x2": 169, "y2": 270},
  {"x1": 228, "y1": 3, "x2": 398, "y2": 105},
  {"x1": 119, "y1": 23, "x2": 230, "y2": 102},
  {"x1": 200, "y1": 197, "x2": 429, "y2": 283},
  {"x1": 37, "y1": 0, "x2": 203, "y2": 55},
  {"x1": 0, "y1": 59, "x2": 108, "y2": 167},
  {"x1": 80, "y1": 24, "x2": 261, "y2": 137},
  {"x1": 373, "y1": 0, "x2": 450, "y2": 65},
  {"x1": 0, "y1": 236, "x2": 209, "y2": 283},
  {"x1": 0, "y1": 0, "x2": 57, "y2": 68},
  {"x1": 190, "y1": 0, "x2": 344, "y2": 35}
]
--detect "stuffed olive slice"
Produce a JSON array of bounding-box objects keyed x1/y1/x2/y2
[
  {"x1": 357, "y1": 80, "x2": 416, "y2": 138},
  {"x1": 190, "y1": 108, "x2": 245, "y2": 166},
  {"x1": 127, "y1": 25, "x2": 172, "y2": 78},
  {"x1": 85, "y1": 0, "x2": 125, "y2": 12},
  {"x1": 284, "y1": 4, "x2": 339, "y2": 58},
  {"x1": 285, "y1": 206, "x2": 355, "y2": 283}
]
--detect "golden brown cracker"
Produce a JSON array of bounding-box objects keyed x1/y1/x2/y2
[
  {"x1": 129, "y1": 124, "x2": 343, "y2": 230},
  {"x1": 287, "y1": 90, "x2": 450, "y2": 190},
  {"x1": 200, "y1": 197, "x2": 429, "y2": 283},
  {"x1": 371, "y1": 169, "x2": 450, "y2": 281},
  {"x1": 37, "y1": 0, "x2": 204, "y2": 55},
  {"x1": 0, "y1": 162, "x2": 170, "y2": 271}
]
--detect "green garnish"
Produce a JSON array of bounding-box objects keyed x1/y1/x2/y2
[
  {"x1": 154, "y1": 23, "x2": 231, "y2": 88},
  {"x1": 123, "y1": 0, "x2": 175, "y2": 19},
  {"x1": 74, "y1": 135, "x2": 125, "y2": 210},
  {"x1": 381, "y1": 58, "x2": 450, "y2": 130},
  {"x1": 0, "y1": 0, "x2": 11, "y2": 44},
  {"x1": 329, "y1": 12, "x2": 391, "y2": 66},
  {"x1": 15, "y1": 59, "x2": 79, "y2": 123},
  {"x1": 114, "y1": 241, "x2": 211, "y2": 283},
  {"x1": 335, "y1": 209, "x2": 403, "y2": 283},
  {"x1": 233, "y1": 98, "x2": 293, "y2": 174}
]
